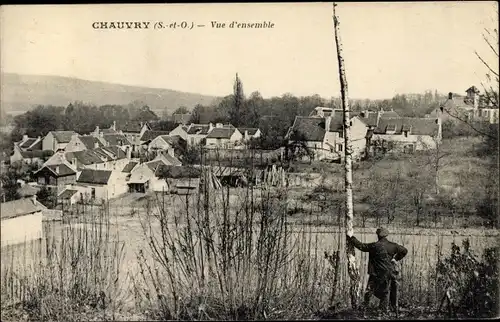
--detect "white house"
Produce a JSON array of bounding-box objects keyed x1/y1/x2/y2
[
  {"x1": 65, "y1": 134, "x2": 105, "y2": 153},
  {"x1": 205, "y1": 127, "x2": 243, "y2": 148},
  {"x1": 238, "y1": 128, "x2": 262, "y2": 141},
  {"x1": 169, "y1": 124, "x2": 189, "y2": 141},
  {"x1": 369, "y1": 117, "x2": 442, "y2": 153},
  {"x1": 286, "y1": 114, "x2": 368, "y2": 161},
  {"x1": 73, "y1": 169, "x2": 128, "y2": 203},
  {"x1": 42, "y1": 131, "x2": 76, "y2": 151},
  {"x1": 1, "y1": 196, "x2": 46, "y2": 247},
  {"x1": 127, "y1": 156, "x2": 181, "y2": 193}
]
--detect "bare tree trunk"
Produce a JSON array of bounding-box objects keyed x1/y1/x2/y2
[{"x1": 333, "y1": 2, "x2": 360, "y2": 309}]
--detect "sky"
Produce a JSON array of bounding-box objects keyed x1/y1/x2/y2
[{"x1": 1, "y1": 2, "x2": 498, "y2": 100}]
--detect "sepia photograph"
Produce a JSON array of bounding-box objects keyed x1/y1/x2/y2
[{"x1": 0, "y1": 2, "x2": 498, "y2": 320}]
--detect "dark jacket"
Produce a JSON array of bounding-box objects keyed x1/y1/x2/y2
[{"x1": 349, "y1": 236, "x2": 408, "y2": 277}]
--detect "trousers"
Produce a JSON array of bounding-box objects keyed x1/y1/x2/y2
[{"x1": 363, "y1": 274, "x2": 399, "y2": 312}]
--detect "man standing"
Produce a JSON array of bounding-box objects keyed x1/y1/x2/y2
[{"x1": 347, "y1": 228, "x2": 408, "y2": 314}]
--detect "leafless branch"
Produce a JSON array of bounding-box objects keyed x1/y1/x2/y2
[
  {"x1": 475, "y1": 51, "x2": 500, "y2": 78},
  {"x1": 442, "y1": 108, "x2": 497, "y2": 140}
]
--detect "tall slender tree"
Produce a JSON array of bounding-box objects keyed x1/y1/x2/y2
[
  {"x1": 230, "y1": 72, "x2": 245, "y2": 126},
  {"x1": 333, "y1": 2, "x2": 360, "y2": 309}
]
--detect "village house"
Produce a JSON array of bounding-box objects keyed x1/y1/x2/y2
[
  {"x1": 169, "y1": 124, "x2": 190, "y2": 141},
  {"x1": 238, "y1": 127, "x2": 262, "y2": 141},
  {"x1": 147, "y1": 135, "x2": 185, "y2": 156},
  {"x1": 34, "y1": 162, "x2": 78, "y2": 194},
  {"x1": 186, "y1": 123, "x2": 214, "y2": 146},
  {"x1": 127, "y1": 154, "x2": 181, "y2": 193},
  {"x1": 286, "y1": 113, "x2": 368, "y2": 161},
  {"x1": 65, "y1": 134, "x2": 105, "y2": 152},
  {"x1": 72, "y1": 168, "x2": 128, "y2": 203},
  {"x1": 368, "y1": 117, "x2": 442, "y2": 154},
  {"x1": 1, "y1": 196, "x2": 46, "y2": 247},
  {"x1": 10, "y1": 135, "x2": 53, "y2": 165},
  {"x1": 57, "y1": 187, "x2": 86, "y2": 206},
  {"x1": 427, "y1": 87, "x2": 499, "y2": 124},
  {"x1": 42, "y1": 145, "x2": 130, "y2": 175},
  {"x1": 205, "y1": 126, "x2": 243, "y2": 149},
  {"x1": 139, "y1": 130, "x2": 171, "y2": 147},
  {"x1": 42, "y1": 131, "x2": 76, "y2": 152}
]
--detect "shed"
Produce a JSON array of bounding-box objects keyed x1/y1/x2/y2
[{"x1": 1, "y1": 197, "x2": 45, "y2": 247}]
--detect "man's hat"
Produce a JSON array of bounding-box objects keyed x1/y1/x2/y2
[{"x1": 376, "y1": 227, "x2": 389, "y2": 238}]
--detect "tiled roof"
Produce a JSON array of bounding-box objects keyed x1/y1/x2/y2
[
  {"x1": 374, "y1": 117, "x2": 439, "y2": 136},
  {"x1": 118, "y1": 122, "x2": 145, "y2": 133},
  {"x1": 238, "y1": 128, "x2": 259, "y2": 136},
  {"x1": 156, "y1": 152, "x2": 182, "y2": 166},
  {"x1": 51, "y1": 131, "x2": 76, "y2": 143},
  {"x1": 102, "y1": 134, "x2": 132, "y2": 146},
  {"x1": 156, "y1": 165, "x2": 202, "y2": 179},
  {"x1": 28, "y1": 140, "x2": 42, "y2": 151},
  {"x1": 140, "y1": 130, "x2": 170, "y2": 142},
  {"x1": 1, "y1": 197, "x2": 45, "y2": 220},
  {"x1": 101, "y1": 146, "x2": 127, "y2": 159},
  {"x1": 58, "y1": 189, "x2": 79, "y2": 200},
  {"x1": 66, "y1": 150, "x2": 104, "y2": 166},
  {"x1": 289, "y1": 116, "x2": 326, "y2": 142},
  {"x1": 145, "y1": 160, "x2": 164, "y2": 172},
  {"x1": 77, "y1": 169, "x2": 112, "y2": 185},
  {"x1": 19, "y1": 138, "x2": 37, "y2": 149},
  {"x1": 206, "y1": 128, "x2": 236, "y2": 139},
  {"x1": 79, "y1": 136, "x2": 105, "y2": 149},
  {"x1": 187, "y1": 125, "x2": 211, "y2": 135},
  {"x1": 45, "y1": 164, "x2": 77, "y2": 177},
  {"x1": 122, "y1": 161, "x2": 138, "y2": 173},
  {"x1": 328, "y1": 114, "x2": 345, "y2": 132},
  {"x1": 20, "y1": 150, "x2": 53, "y2": 159}
]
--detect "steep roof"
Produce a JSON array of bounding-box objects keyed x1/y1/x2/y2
[
  {"x1": 66, "y1": 150, "x2": 104, "y2": 166},
  {"x1": 58, "y1": 189, "x2": 79, "y2": 200},
  {"x1": 102, "y1": 134, "x2": 132, "y2": 146},
  {"x1": 238, "y1": 128, "x2": 259, "y2": 135},
  {"x1": 289, "y1": 116, "x2": 326, "y2": 142},
  {"x1": 328, "y1": 114, "x2": 345, "y2": 132},
  {"x1": 79, "y1": 135, "x2": 105, "y2": 149},
  {"x1": 20, "y1": 150, "x2": 53, "y2": 159},
  {"x1": 118, "y1": 121, "x2": 147, "y2": 133},
  {"x1": 206, "y1": 128, "x2": 236, "y2": 139},
  {"x1": 1, "y1": 197, "x2": 46, "y2": 220},
  {"x1": 155, "y1": 152, "x2": 182, "y2": 166},
  {"x1": 50, "y1": 131, "x2": 76, "y2": 143},
  {"x1": 19, "y1": 138, "x2": 37, "y2": 149},
  {"x1": 77, "y1": 169, "x2": 112, "y2": 185},
  {"x1": 187, "y1": 124, "x2": 211, "y2": 135},
  {"x1": 122, "y1": 161, "x2": 138, "y2": 173},
  {"x1": 140, "y1": 130, "x2": 170, "y2": 142},
  {"x1": 46, "y1": 164, "x2": 77, "y2": 177},
  {"x1": 101, "y1": 146, "x2": 127, "y2": 159},
  {"x1": 145, "y1": 160, "x2": 165, "y2": 172},
  {"x1": 374, "y1": 117, "x2": 439, "y2": 136}
]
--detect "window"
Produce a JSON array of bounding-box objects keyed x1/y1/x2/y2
[
  {"x1": 337, "y1": 144, "x2": 343, "y2": 152},
  {"x1": 91, "y1": 188, "x2": 96, "y2": 199}
]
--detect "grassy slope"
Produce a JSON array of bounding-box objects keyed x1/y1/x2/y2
[{"x1": 0, "y1": 73, "x2": 220, "y2": 114}]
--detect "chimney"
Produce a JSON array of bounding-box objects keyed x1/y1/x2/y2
[
  {"x1": 126, "y1": 147, "x2": 132, "y2": 159},
  {"x1": 95, "y1": 126, "x2": 100, "y2": 135},
  {"x1": 22, "y1": 134, "x2": 28, "y2": 142},
  {"x1": 448, "y1": 92, "x2": 453, "y2": 100},
  {"x1": 55, "y1": 165, "x2": 60, "y2": 174},
  {"x1": 167, "y1": 147, "x2": 174, "y2": 157},
  {"x1": 32, "y1": 194, "x2": 37, "y2": 205},
  {"x1": 113, "y1": 121, "x2": 117, "y2": 131},
  {"x1": 94, "y1": 141, "x2": 99, "y2": 149}
]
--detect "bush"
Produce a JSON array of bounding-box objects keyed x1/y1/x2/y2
[{"x1": 436, "y1": 239, "x2": 499, "y2": 318}]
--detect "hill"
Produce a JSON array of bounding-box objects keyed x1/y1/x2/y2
[{"x1": 0, "y1": 73, "x2": 220, "y2": 116}]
